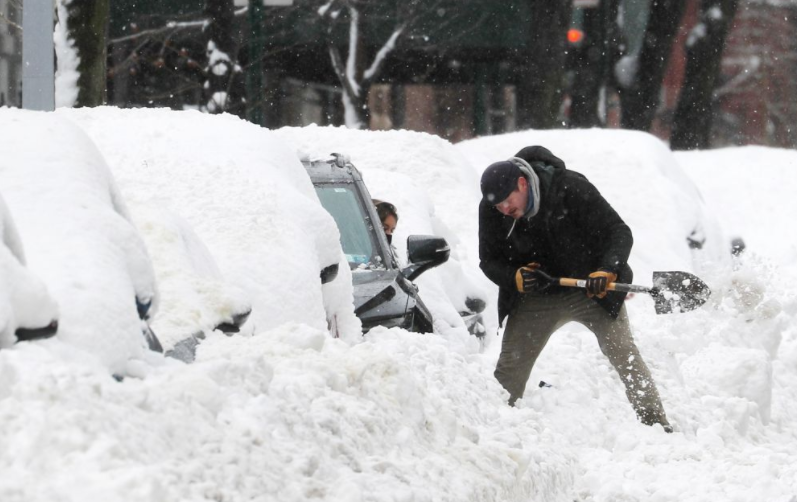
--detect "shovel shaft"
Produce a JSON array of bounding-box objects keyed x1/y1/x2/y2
[
  {"x1": 553, "y1": 270, "x2": 711, "y2": 314},
  {"x1": 558, "y1": 278, "x2": 651, "y2": 294}
]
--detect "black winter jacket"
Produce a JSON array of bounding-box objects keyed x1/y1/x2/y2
[{"x1": 479, "y1": 146, "x2": 633, "y2": 325}]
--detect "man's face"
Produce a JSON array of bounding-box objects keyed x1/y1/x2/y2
[{"x1": 494, "y1": 176, "x2": 528, "y2": 219}]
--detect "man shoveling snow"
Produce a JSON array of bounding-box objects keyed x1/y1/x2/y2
[{"x1": 478, "y1": 145, "x2": 672, "y2": 433}]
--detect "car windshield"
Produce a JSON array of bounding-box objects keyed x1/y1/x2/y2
[{"x1": 314, "y1": 184, "x2": 384, "y2": 270}]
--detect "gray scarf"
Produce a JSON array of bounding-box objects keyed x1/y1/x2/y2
[{"x1": 504, "y1": 157, "x2": 541, "y2": 238}]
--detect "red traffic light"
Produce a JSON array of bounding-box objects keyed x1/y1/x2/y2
[{"x1": 567, "y1": 28, "x2": 585, "y2": 44}]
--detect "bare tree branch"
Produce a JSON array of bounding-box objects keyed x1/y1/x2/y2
[
  {"x1": 110, "y1": 7, "x2": 247, "y2": 44},
  {"x1": 0, "y1": 11, "x2": 22, "y2": 32}
]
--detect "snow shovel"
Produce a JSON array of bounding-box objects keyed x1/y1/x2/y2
[{"x1": 540, "y1": 270, "x2": 711, "y2": 314}]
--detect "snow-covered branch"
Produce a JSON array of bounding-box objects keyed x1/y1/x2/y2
[
  {"x1": 110, "y1": 7, "x2": 247, "y2": 44},
  {"x1": 328, "y1": 46, "x2": 360, "y2": 100},
  {"x1": 715, "y1": 55, "x2": 761, "y2": 97},
  {"x1": 363, "y1": 25, "x2": 404, "y2": 82},
  {"x1": 345, "y1": 5, "x2": 361, "y2": 97}
]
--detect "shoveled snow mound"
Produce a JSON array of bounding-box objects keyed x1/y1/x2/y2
[{"x1": 0, "y1": 326, "x2": 576, "y2": 502}]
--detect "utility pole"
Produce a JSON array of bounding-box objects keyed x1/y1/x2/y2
[{"x1": 22, "y1": 0, "x2": 55, "y2": 111}]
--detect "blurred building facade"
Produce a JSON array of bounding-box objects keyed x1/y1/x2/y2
[
  {"x1": 271, "y1": 0, "x2": 797, "y2": 148},
  {"x1": 654, "y1": 0, "x2": 797, "y2": 148},
  {"x1": 3, "y1": 0, "x2": 796, "y2": 149}
]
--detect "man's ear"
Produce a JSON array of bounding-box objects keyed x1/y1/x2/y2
[{"x1": 518, "y1": 176, "x2": 528, "y2": 190}]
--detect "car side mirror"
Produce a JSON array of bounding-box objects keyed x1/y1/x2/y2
[
  {"x1": 320, "y1": 263, "x2": 339, "y2": 284},
  {"x1": 402, "y1": 235, "x2": 450, "y2": 282}
]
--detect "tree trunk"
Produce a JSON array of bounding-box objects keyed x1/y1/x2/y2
[
  {"x1": 618, "y1": 0, "x2": 687, "y2": 130},
  {"x1": 342, "y1": 85, "x2": 370, "y2": 129},
  {"x1": 63, "y1": 0, "x2": 109, "y2": 107},
  {"x1": 203, "y1": 0, "x2": 242, "y2": 114},
  {"x1": 515, "y1": 0, "x2": 571, "y2": 130},
  {"x1": 325, "y1": 3, "x2": 371, "y2": 130},
  {"x1": 569, "y1": 0, "x2": 621, "y2": 128},
  {"x1": 670, "y1": 0, "x2": 739, "y2": 150}
]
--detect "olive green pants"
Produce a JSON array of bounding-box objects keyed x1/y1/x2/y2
[{"x1": 495, "y1": 290, "x2": 669, "y2": 427}]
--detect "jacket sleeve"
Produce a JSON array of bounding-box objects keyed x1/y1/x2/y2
[
  {"x1": 514, "y1": 146, "x2": 566, "y2": 170},
  {"x1": 478, "y1": 201, "x2": 518, "y2": 290},
  {"x1": 564, "y1": 175, "x2": 633, "y2": 274}
]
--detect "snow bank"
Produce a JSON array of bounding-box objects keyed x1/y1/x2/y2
[{"x1": 0, "y1": 326, "x2": 576, "y2": 502}]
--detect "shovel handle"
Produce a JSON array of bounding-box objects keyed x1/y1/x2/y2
[{"x1": 557, "y1": 277, "x2": 651, "y2": 294}]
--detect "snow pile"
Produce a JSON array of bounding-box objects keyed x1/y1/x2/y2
[
  {"x1": 0, "y1": 110, "x2": 155, "y2": 373},
  {"x1": 0, "y1": 324, "x2": 576, "y2": 502},
  {"x1": 58, "y1": 108, "x2": 361, "y2": 347}
]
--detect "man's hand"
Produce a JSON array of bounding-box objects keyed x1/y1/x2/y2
[
  {"x1": 585, "y1": 270, "x2": 617, "y2": 298},
  {"x1": 515, "y1": 263, "x2": 549, "y2": 293}
]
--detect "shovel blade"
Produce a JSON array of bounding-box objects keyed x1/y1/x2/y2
[{"x1": 651, "y1": 271, "x2": 711, "y2": 314}]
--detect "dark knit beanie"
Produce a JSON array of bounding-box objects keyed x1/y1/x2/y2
[{"x1": 480, "y1": 161, "x2": 522, "y2": 204}]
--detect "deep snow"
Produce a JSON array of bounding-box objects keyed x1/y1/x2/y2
[{"x1": 1, "y1": 108, "x2": 796, "y2": 502}]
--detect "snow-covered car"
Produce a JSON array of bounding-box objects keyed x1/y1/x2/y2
[
  {"x1": 305, "y1": 154, "x2": 451, "y2": 333},
  {"x1": 0, "y1": 194, "x2": 59, "y2": 347},
  {"x1": 127, "y1": 204, "x2": 253, "y2": 363},
  {"x1": 59, "y1": 107, "x2": 361, "y2": 344},
  {"x1": 276, "y1": 126, "x2": 492, "y2": 346},
  {"x1": 0, "y1": 110, "x2": 160, "y2": 373}
]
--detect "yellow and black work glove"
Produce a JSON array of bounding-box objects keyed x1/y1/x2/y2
[
  {"x1": 585, "y1": 270, "x2": 618, "y2": 299},
  {"x1": 515, "y1": 263, "x2": 546, "y2": 293}
]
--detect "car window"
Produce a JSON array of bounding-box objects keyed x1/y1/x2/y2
[{"x1": 315, "y1": 184, "x2": 384, "y2": 269}]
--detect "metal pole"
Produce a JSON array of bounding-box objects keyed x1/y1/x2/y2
[{"x1": 22, "y1": 0, "x2": 55, "y2": 111}]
